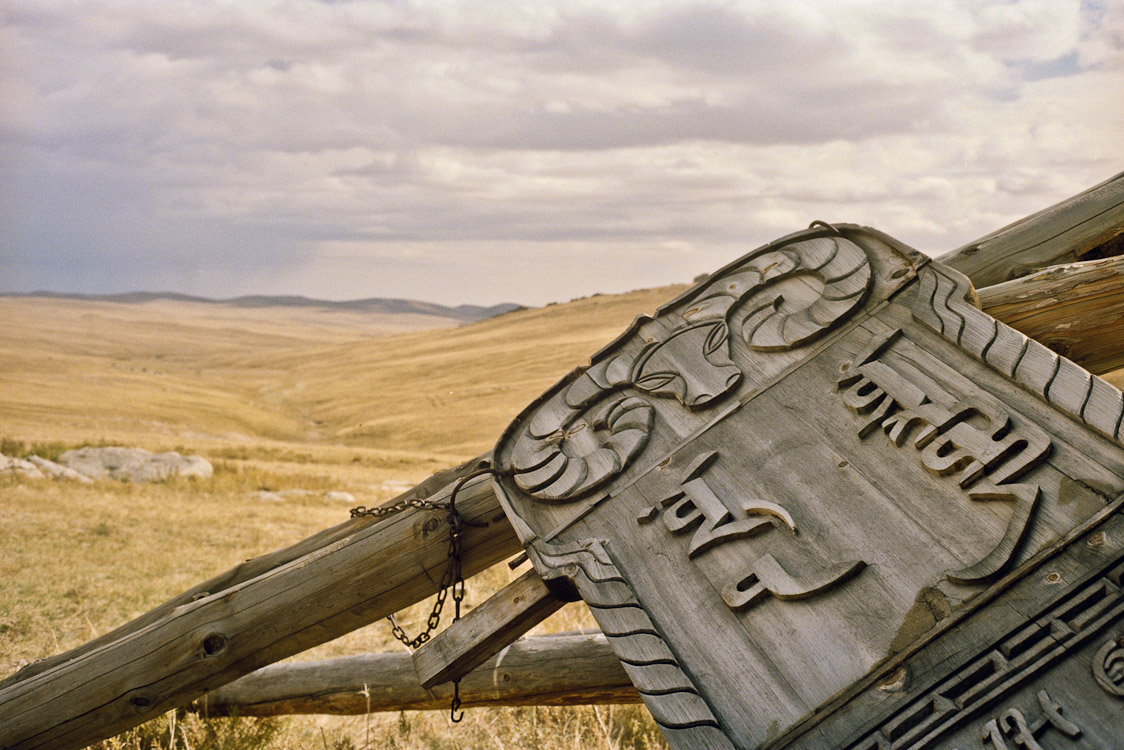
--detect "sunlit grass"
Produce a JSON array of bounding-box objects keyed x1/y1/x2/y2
[{"x1": 0, "y1": 291, "x2": 685, "y2": 749}]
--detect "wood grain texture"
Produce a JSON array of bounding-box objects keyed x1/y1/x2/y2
[
  {"x1": 0, "y1": 464, "x2": 522, "y2": 750},
  {"x1": 196, "y1": 633, "x2": 639, "y2": 716},
  {"x1": 412, "y1": 568, "x2": 566, "y2": 689},
  {"x1": 977, "y1": 255, "x2": 1124, "y2": 375},
  {"x1": 0, "y1": 455, "x2": 493, "y2": 693},
  {"x1": 940, "y1": 169, "x2": 1124, "y2": 287}
]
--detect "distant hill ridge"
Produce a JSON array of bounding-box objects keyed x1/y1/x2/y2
[{"x1": 1, "y1": 291, "x2": 523, "y2": 323}]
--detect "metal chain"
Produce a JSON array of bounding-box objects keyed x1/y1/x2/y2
[
  {"x1": 350, "y1": 466, "x2": 507, "y2": 723},
  {"x1": 350, "y1": 496, "x2": 458, "y2": 649}
]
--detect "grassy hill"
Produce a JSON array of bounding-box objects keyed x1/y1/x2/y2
[{"x1": 0, "y1": 287, "x2": 687, "y2": 750}]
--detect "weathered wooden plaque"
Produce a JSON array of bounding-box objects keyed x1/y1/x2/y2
[{"x1": 491, "y1": 226, "x2": 1124, "y2": 749}]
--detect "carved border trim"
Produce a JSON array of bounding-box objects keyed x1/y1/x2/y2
[
  {"x1": 529, "y1": 540, "x2": 735, "y2": 750},
  {"x1": 912, "y1": 265, "x2": 1124, "y2": 446},
  {"x1": 846, "y1": 556, "x2": 1124, "y2": 749}
]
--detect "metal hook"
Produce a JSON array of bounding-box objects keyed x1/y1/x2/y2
[
  {"x1": 808, "y1": 220, "x2": 841, "y2": 235},
  {"x1": 450, "y1": 679, "x2": 464, "y2": 723}
]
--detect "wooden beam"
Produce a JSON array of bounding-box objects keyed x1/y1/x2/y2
[
  {"x1": 412, "y1": 568, "x2": 567, "y2": 689},
  {"x1": 940, "y1": 169, "x2": 1124, "y2": 287},
  {"x1": 0, "y1": 455, "x2": 495, "y2": 693},
  {"x1": 978, "y1": 255, "x2": 1124, "y2": 376},
  {"x1": 195, "y1": 633, "x2": 639, "y2": 716},
  {"x1": 0, "y1": 462, "x2": 522, "y2": 750}
]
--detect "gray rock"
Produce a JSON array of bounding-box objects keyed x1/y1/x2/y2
[
  {"x1": 26, "y1": 455, "x2": 95, "y2": 483},
  {"x1": 0, "y1": 454, "x2": 46, "y2": 480},
  {"x1": 325, "y1": 491, "x2": 356, "y2": 503},
  {"x1": 59, "y1": 447, "x2": 213, "y2": 482}
]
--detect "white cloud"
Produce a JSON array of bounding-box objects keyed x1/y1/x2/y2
[{"x1": 1, "y1": 0, "x2": 1121, "y2": 305}]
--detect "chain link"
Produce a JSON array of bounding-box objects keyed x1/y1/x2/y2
[
  {"x1": 350, "y1": 496, "x2": 459, "y2": 649},
  {"x1": 349, "y1": 497, "x2": 450, "y2": 520},
  {"x1": 350, "y1": 466, "x2": 507, "y2": 723}
]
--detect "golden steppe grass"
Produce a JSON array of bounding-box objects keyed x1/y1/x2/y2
[{"x1": 0, "y1": 289, "x2": 687, "y2": 750}]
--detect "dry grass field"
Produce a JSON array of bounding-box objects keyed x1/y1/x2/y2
[{"x1": 0, "y1": 289, "x2": 688, "y2": 750}]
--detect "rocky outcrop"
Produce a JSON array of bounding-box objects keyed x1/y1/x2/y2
[
  {"x1": 0, "y1": 455, "x2": 46, "y2": 479},
  {"x1": 58, "y1": 447, "x2": 213, "y2": 482},
  {"x1": 26, "y1": 455, "x2": 95, "y2": 483}
]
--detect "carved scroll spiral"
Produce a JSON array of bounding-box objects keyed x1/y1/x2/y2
[
  {"x1": 1093, "y1": 638, "x2": 1124, "y2": 698},
  {"x1": 508, "y1": 320, "x2": 741, "y2": 501},
  {"x1": 687, "y1": 235, "x2": 872, "y2": 350},
  {"x1": 508, "y1": 234, "x2": 874, "y2": 503}
]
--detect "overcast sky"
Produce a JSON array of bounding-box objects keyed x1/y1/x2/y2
[{"x1": 1, "y1": 1, "x2": 1121, "y2": 306}]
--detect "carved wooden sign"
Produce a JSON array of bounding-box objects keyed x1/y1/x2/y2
[{"x1": 491, "y1": 226, "x2": 1124, "y2": 749}]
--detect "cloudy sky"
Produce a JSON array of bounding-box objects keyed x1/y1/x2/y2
[{"x1": 1, "y1": 0, "x2": 1121, "y2": 306}]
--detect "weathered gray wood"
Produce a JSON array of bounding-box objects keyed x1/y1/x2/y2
[
  {"x1": 491, "y1": 224, "x2": 1124, "y2": 749},
  {"x1": 0, "y1": 455, "x2": 493, "y2": 693},
  {"x1": 413, "y1": 568, "x2": 566, "y2": 689},
  {"x1": 940, "y1": 169, "x2": 1124, "y2": 287},
  {"x1": 197, "y1": 633, "x2": 638, "y2": 716},
  {"x1": 0, "y1": 465, "x2": 522, "y2": 750},
  {"x1": 977, "y1": 255, "x2": 1124, "y2": 375}
]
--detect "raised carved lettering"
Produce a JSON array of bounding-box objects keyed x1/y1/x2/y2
[
  {"x1": 635, "y1": 450, "x2": 864, "y2": 612},
  {"x1": 722, "y1": 553, "x2": 866, "y2": 610},
  {"x1": 838, "y1": 342, "x2": 1052, "y2": 583},
  {"x1": 981, "y1": 691, "x2": 1081, "y2": 749},
  {"x1": 641, "y1": 450, "x2": 794, "y2": 557}
]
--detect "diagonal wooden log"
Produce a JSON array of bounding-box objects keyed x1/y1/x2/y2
[
  {"x1": 0, "y1": 455, "x2": 493, "y2": 694},
  {"x1": 3, "y1": 173, "x2": 1124, "y2": 748},
  {"x1": 939, "y1": 169, "x2": 1124, "y2": 287},
  {"x1": 0, "y1": 460, "x2": 522, "y2": 750},
  {"x1": 977, "y1": 255, "x2": 1124, "y2": 376},
  {"x1": 195, "y1": 633, "x2": 638, "y2": 716}
]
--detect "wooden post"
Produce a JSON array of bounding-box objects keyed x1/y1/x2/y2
[
  {"x1": 976, "y1": 255, "x2": 1124, "y2": 375},
  {"x1": 0, "y1": 455, "x2": 495, "y2": 692},
  {"x1": 0, "y1": 465, "x2": 522, "y2": 750},
  {"x1": 196, "y1": 633, "x2": 638, "y2": 716},
  {"x1": 939, "y1": 169, "x2": 1124, "y2": 287}
]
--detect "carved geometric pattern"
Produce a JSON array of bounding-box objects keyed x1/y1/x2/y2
[
  {"x1": 913, "y1": 266, "x2": 1124, "y2": 446},
  {"x1": 529, "y1": 540, "x2": 735, "y2": 749},
  {"x1": 846, "y1": 556, "x2": 1124, "y2": 749}
]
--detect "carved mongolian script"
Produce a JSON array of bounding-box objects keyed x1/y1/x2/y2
[
  {"x1": 979, "y1": 691, "x2": 1082, "y2": 750},
  {"x1": 636, "y1": 449, "x2": 865, "y2": 612},
  {"x1": 837, "y1": 332, "x2": 1052, "y2": 584}
]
